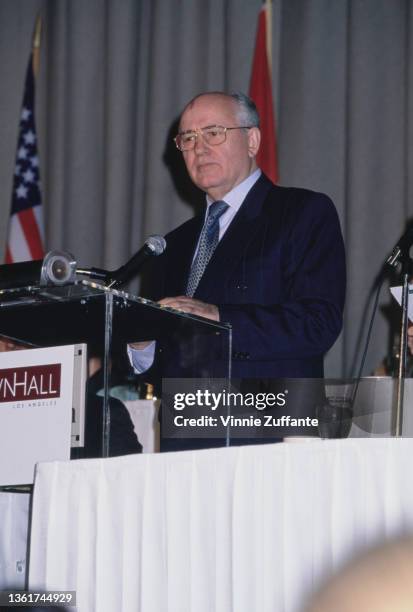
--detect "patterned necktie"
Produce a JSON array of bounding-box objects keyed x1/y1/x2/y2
[{"x1": 186, "y1": 199, "x2": 229, "y2": 297}]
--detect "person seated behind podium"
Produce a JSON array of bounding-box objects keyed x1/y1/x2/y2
[
  {"x1": 129, "y1": 91, "x2": 346, "y2": 446},
  {"x1": 72, "y1": 355, "x2": 142, "y2": 459}
]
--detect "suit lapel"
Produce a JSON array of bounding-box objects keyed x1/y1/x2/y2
[
  {"x1": 194, "y1": 174, "x2": 274, "y2": 299},
  {"x1": 165, "y1": 215, "x2": 203, "y2": 295}
]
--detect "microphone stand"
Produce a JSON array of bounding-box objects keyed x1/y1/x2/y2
[
  {"x1": 76, "y1": 267, "x2": 111, "y2": 283},
  {"x1": 393, "y1": 251, "x2": 413, "y2": 436}
]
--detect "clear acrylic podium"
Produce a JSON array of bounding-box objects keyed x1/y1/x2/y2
[{"x1": 0, "y1": 281, "x2": 232, "y2": 456}]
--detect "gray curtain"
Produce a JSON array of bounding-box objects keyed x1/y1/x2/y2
[{"x1": 0, "y1": 0, "x2": 412, "y2": 377}]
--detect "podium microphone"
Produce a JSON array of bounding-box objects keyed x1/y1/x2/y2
[
  {"x1": 108, "y1": 235, "x2": 166, "y2": 288},
  {"x1": 386, "y1": 224, "x2": 413, "y2": 268},
  {"x1": 77, "y1": 235, "x2": 166, "y2": 287}
]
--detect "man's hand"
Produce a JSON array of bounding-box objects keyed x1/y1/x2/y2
[
  {"x1": 408, "y1": 324, "x2": 413, "y2": 355},
  {"x1": 159, "y1": 296, "x2": 220, "y2": 321}
]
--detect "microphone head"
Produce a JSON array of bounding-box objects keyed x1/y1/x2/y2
[{"x1": 145, "y1": 235, "x2": 166, "y2": 256}]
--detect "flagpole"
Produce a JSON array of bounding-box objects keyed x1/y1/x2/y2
[{"x1": 32, "y1": 14, "x2": 42, "y2": 79}]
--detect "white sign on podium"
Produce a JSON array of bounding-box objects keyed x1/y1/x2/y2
[{"x1": 0, "y1": 344, "x2": 86, "y2": 486}]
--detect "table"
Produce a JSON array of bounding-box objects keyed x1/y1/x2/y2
[{"x1": 27, "y1": 439, "x2": 413, "y2": 612}]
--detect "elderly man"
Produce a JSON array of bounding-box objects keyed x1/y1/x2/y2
[{"x1": 129, "y1": 91, "x2": 346, "y2": 448}]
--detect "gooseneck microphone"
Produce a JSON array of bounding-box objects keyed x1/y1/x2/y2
[
  {"x1": 108, "y1": 235, "x2": 166, "y2": 288},
  {"x1": 75, "y1": 266, "x2": 109, "y2": 281},
  {"x1": 76, "y1": 236, "x2": 166, "y2": 289},
  {"x1": 78, "y1": 235, "x2": 166, "y2": 288},
  {"x1": 386, "y1": 224, "x2": 413, "y2": 268}
]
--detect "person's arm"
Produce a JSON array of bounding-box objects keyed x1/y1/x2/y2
[{"x1": 222, "y1": 194, "x2": 346, "y2": 359}]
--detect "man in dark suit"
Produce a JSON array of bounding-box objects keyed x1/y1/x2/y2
[{"x1": 129, "y1": 91, "x2": 346, "y2": 447}]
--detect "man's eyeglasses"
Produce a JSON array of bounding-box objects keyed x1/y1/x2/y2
[{"x1": 174, "y1": 125, "x2": 253, "y2": 152}]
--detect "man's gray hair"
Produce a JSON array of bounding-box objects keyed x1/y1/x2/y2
[
  {"x1": 229, "y1": 92, "x2": 260, "y2": 128},
  {"x1": 181, "y1": 91, "x2": 260, "y2": 128}
]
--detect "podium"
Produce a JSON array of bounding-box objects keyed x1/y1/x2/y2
[
  {"x1": 0, "y1": 281, "x2": 232, "y2": 456},
  {"x1": 0, "y1": 343, "x2": 87, "y2": 485}
]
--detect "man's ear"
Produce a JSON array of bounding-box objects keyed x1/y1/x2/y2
[{"x1": 247, "y1": 127, "x2": 261, "y2": 158}]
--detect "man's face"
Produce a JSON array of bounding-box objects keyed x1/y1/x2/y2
[{"x1": 178, "y1": 94, "x2": 260, "y2": 200}]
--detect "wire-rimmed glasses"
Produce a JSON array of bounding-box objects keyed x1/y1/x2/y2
[{"x1": 174, "y1": 125, "x2": 253, "y2": 151}]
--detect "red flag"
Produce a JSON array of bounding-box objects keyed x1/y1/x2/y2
[
  {"x1": 6, "y1": 39, "x2": 44, "y2": 263},
  {"x1": 249, "y1": 5, "x2": 278, "y2": 184}
]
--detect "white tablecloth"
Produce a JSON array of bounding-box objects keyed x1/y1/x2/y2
[
  {"x1": 28, "y1": 439, "x2": 413, "y2": 612},
  {"x1": 0, "y1": 492, "x2": 30, "y2": 590}
]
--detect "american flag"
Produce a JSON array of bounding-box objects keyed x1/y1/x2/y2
[{"x1": 6, "y1": 53, "x2": 44, "y2": 263}]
